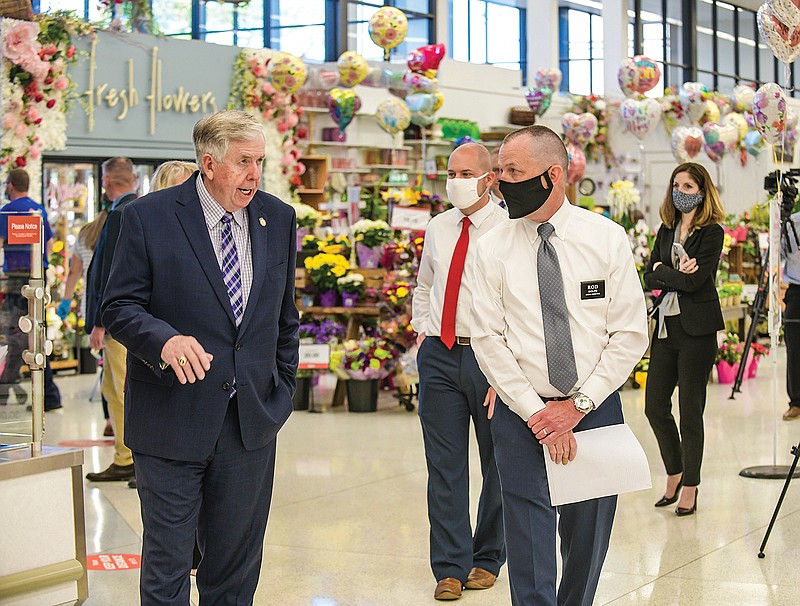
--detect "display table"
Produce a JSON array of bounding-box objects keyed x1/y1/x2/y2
[
  {"x1": 0, "y1": 447, "x2": 88, "y2": 605},
  {"x1": 722, "y1": 303, "x2": 749, "y2": 340}
]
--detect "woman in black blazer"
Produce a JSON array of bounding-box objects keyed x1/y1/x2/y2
[{"x1": 643, "y1": 162, "x2": 725, "y2": 517}]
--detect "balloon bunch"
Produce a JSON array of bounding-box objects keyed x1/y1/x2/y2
[
  {"x1": 403, "y1": 44, "x2": 446, "y2": 127},
  {"x1": 321, "y1": 50, "x2": 370, "y2": 137},
  {"x1": 617, "y1": 56, "x2": 664, "y2": 141},
  {"x1": 561, "y1": 112, "x2": 598, "y2": 185},
  {"x1": 524, "y1": 68, "x2": 561, "y2": 117}
]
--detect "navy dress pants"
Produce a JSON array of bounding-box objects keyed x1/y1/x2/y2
[
  {"x1": 134, "y1": 397, "x2": 277, "y2": 606},
  {"x1": 417, "y1": 336, "x2": 505, "y2": 582},
  {"x1": 491, "y1": 392, "x2": 622, "y2": 606}
]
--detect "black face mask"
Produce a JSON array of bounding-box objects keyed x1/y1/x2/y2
[{"x1": 499, "y1": 167, "x2": 554, "y2": 219}]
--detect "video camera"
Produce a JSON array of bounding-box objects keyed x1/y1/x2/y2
[{"x1": 764, "y1": 169, "x2": 800, "y2": 248}]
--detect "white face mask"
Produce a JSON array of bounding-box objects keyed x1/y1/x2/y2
[{"x1": 446, "y1": 173, "x2": 489, "y2": 210}]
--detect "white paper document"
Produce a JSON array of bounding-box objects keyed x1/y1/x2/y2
[{"x1": 543, "y1": 423, "x2": 651, "y2": 506}]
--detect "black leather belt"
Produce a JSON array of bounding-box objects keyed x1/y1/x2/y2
[{"x1": 455, "y1": 336, "x2": 471, "y2": 346}]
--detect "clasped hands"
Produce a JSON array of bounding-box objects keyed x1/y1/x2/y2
[
  {"x1": 483, "y1": 387, "x2": 582, "y2": 465},
  {"x1": 654, "y1": 255, "x2": 698, "y2": 274},
  {"x1": 161, "y1": 335, "x2": 214, "y2": 385}
]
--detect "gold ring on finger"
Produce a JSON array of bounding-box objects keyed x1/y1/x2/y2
[{"x1": 178, "y1": 356, "x2": 188, "y2": 367}]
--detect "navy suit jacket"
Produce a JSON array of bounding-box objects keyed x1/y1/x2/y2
[{"x1": 101, "y1": 175, "x2": 299, "y2": 461}]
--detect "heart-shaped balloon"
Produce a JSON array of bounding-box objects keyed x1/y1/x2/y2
[
  {"x1": 566, "y1": 143, "x2": 586, "y2": 185},
  {"x1": 327, "y1": 88, "x2": 362, "y2": 135},
  {"x1": 620, "y1": 98, "x2": 662, "y2": 140},
  {"x1": 534, "y1": 68, "x2": 562, "y2": 91},
  {"x1": 723, "y1": 112, "x2": 749, "y2": 141},
  {"x1": 337, "y1": 51, "x2": 369, "y2": 87},
  {"x1": 617, "y1": 55, "x2": 662, "y2": 97},
  {"x1": 525, "y1": 86, "x2": 553, "y2": 116},
  {"x1": 407, "y1": 44, "x2": 446, "y2": 75},
  {"x1": 753, "y1": 82, "x2": 788, "y2": 144},
  {"x1": 671, "y1": 126, "x2": 704, "y2": 163},
  {"x1": 375, "y1": 98, "x2": 411, "y2": 135},
  {"x1": 678, "y1": 82, "x2": 708, "y2": 123},
  {"x1": 768, "y1": 0, "x2": 800, "y2": 30},
  {"x1": 702, "y1": 122, "x2": 739, "y2": 163},
  {"x1": 731, "y1": 84, "x2": 756, "y2": 112},
  {"x1": 758, "y1": 3, "x2": 800, "y2": 65},
  {"x1": 561, "y1": 112, "x2": 598, "y2": 148}
]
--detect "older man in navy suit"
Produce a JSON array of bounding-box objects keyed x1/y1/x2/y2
[{"x1": 102, "y1": 109, "x2": 299, "y2": 605}]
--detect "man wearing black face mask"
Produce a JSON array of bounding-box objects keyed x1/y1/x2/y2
[{"x1": 470, "y1": 125, "x2": 649, "y2": 606}]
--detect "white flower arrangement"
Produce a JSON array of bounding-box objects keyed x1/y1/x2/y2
[
  {"x1": 336, "y1": 272, "x2": 365, "y2": 293},
  {"x1": 290, "y1": 201, "x2": 322, "y2": 229},
  {"x1": 607, "y1": 180, "x2": 641, "y2": 218},
  {"x1": 628, "y1": 218, "x2": 654, "y2": 270},
  {"x1": 351, "y1": 219, "x2": 392, "y2": 248}
]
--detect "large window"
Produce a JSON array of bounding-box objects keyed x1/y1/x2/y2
[
  {"x1": 450, "y1": 0, "x2": 526, "y2": 74},
  {"x1": 559, "y1": 7, "x2": 604, "y2": 95},
  {"x1": 34, "y1": 0, "x2": 434, "y2": 62}
]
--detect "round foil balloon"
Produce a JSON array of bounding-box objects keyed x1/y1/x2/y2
[
  {"x1": 405, "y1": 93, "x2": 436, "y2": 114},
  {"x1": 534, "y1": 68, "x2": 562, "y2": 91},
  {"x1": 617, "y1": 55, "x2": 662, "y2": 97},
  {"x1": 698, "y1": 99, "x2": 721, "y2": 126},
  {"x1": 403, "y1": 71, "x2": 437, "y2": 93},
  {"x1": 407, "y1": 44, "x2": 446, "y2": 75},
  {"x1": 671, "y1": 126, "x2": 705, "y2": 163},
  {"x1": 757, "y1": 3, "x2": 800, "y2": 65},
  {"x1": 369, "y1": 6, "x2": 408, "y2": 59},
  {"x1": 561, "y1": 112, "x2": 599, "y2": 148},
  {"x1": 431, "y1": 90, "x2": 444, "y2": 112},
  {"x1": 337, "y1": 51, "x2": 369, "y2": 87},
  {"x1": 731, "y1": 84, "x2": 756, "y2": 112},
  {"x1": 525, "y1": 86, "x2": 553, "y2": 116},
  {"x1": 566, "y1": 144, "x2": 586, "y2": 185},
  {"x1": 620, "y1": 98, "x2": 662, "y2": 140},
  {"x1": 724, "y1": 112, "x2": 749, "y2": 141},
  {"x1": 266, "y1": 52, "x2": 307, "y2": 94},
  {"x1": 327, "y1": 88, "x2": 362, "y2": 135},
  {"x1": 375, "y1": 98, "x2": 411, "y2": 135},
  {"x1": 678, "y1": 82, "x2": 708, "y2": 123},
  {"x1": 753, "y1": 82, "x2": 788, "y2": 144},
  {"x1": 702, "y1": 122, "x2": 739, "y2": 163}
]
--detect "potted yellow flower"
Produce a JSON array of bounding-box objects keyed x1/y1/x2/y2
[
  {"x1": 304, "y1": 253, "x2": 350, "y2": 307},
  {"x1": 351, "y1": 219, "x2": 392, "y2": 268}
]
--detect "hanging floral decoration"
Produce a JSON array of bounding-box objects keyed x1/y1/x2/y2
[
  {"x1": 569, "y1": 94, "x2": 617, "y2": 169},
  {"x1": 659, "y1": 87, "x2": 687, "y2": 133},
  {"x1": 0, "y1": 12, "x2": 93, "y2": 188},
  {"x1": 230, "y1": 48, "x2": 306, "y2": 202}
]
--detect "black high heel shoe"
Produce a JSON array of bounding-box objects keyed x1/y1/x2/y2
[
  {"x1": 675, "y1": 488, "x2": 698, "y2": 517},
  {"x1": 654, "y1": 477, "x2": 683, "y2": 507}
]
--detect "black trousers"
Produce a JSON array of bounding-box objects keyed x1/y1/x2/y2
[
  {"x1": 417, "y1": 337, "x2": 505, "y2": 582},
  {"x1": 786, "y1": 284, "x2": 800, "y2": 409},
  {"x1": 645, "y1": 315, "x2": 717, "y2": 487}
]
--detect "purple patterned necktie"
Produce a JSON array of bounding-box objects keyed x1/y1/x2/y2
[
  {"x1": 221, "y1": 213, "x2": 244, "y2": 325},
  {"x1": 221, "y1": 213, "x2": 242, "y2": 398}
]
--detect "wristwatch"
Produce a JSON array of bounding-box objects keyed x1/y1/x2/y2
[{"x1": 573, "y1": 392, "x2": 595, "y2": 414}]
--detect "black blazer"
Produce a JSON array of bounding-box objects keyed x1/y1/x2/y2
[
  {"x1": 643, "y1": 222, "x2": 724, "y2": 337},
  {"x1": 101, "y1": 175, "x2": 299, "y2": 461}
]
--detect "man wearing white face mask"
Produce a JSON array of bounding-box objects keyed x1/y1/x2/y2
[{"x1": 411, "y1": 143, "x2": 507, "y2": 601}]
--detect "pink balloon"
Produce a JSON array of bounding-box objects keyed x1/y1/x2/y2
[
  {"x1": 407, "y1": 44, "x2": 446, "y2": 74},
  {"x1": 566, "y1": 144, "x2": 586, "y2": 185}
]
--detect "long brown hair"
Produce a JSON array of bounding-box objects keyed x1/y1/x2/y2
[
  {"x1": 660, "y1": 163, "x2": 725, "y2": 230},
  {"x1": 78, "y1": 210, "x2": 108, "y2": 251}
]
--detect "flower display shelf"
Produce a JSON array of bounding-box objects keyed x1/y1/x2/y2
[{"x1": 298, "y1": 306, "x2": 380, "y2": 317}]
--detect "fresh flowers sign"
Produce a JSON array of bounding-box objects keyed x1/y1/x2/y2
[{"x1": 1, "y1": 14, "x2": 91, "y2": 189}]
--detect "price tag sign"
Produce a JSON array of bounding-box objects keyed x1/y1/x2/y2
[
  {"x1": 298, "y1": 343, "x2": 330, "y2": 370},
  {"x1": 391, "y1": 205, "x2": 431, "y2": 231},
  {"x1": 6, "y1": 215, "x2": 41, "y2": 244},
  {"x1": 424, "y1": 159, "x2": 438, "y2": 180}
]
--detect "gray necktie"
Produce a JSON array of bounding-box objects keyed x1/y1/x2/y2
[{"x1": 537, "y1": 222, "x2": 578, "y2": 395}]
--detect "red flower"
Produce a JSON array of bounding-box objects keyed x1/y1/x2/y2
[
  {"x1": 34, "y1": 93, "x2": 43, "y2": 103},
  {"x1": 15, "y1": 156, "x2": 26, "y2": 167},
  {"x1": 66, "y1": 45, "x2": 75, "y2": 59},
  {"x1": 44, "y1": 76, "x2": 54, "y2": 85},
  {"x1": 46, "y1": 99, "x2": 56, "y2": 108}
]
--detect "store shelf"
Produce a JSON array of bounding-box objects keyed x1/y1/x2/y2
[
  {"x1": 303, "y1": 140, "x2": 412, "y2": 151},
  {"x1": 299, "y1": 306, "x2": 381, "y2": 316},
  {"x1": 404, "y1": 139, "x2": 454, "y2": 147},
  {"x1": 329, "y1": 168, "x2": 371, "y2": 174},
  {"x1": 296, "y1": 188, "x2": 325, "y2": 195},
  {"x1": 364, "y1": 164, "x2": 414, "y2": 171}
]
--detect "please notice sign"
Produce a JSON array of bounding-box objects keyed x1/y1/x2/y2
[{"x1": 7, "y1": 215, "x2": 41, "y2": 244}]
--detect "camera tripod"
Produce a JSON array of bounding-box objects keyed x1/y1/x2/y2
[{"x1": 757, "y1": 440, "x2": 800, "y2": 558}]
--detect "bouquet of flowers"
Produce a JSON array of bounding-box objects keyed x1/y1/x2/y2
[
  {"x1": 716, "y1": 332, "x2": 743, "y2": 365},
  {"x1": 627, "y1": 218, "x2": 655, "y2": 287},
  {"x1": 381, "y1": 240, "x2": 416, "y2": 271},
  {"x1": 337, "y1": 273, "x2": 365, "y2": 295},
  {"x1": 751, "y1": 341, "x2": 770, "y2": 361},
  {"x1": 298, "y1": 318, "x2": 345, "y2": 344},
  {"x1": 380, "y1": 313, "x2": 416, "y2": 350},
  {"x1": 340, "y1": 336, "x2": 399, "y2": 380},
  {"x1": 304, "y1": 253, "x2": 350, "y2": 292},
  {"x1": 607, "y1": 180, "x2": 641, "y2": 224},
  {"x1": 291, "y1": 202, "x2": 322, "y2": 229},
  {"x1": 351, "y1": 219, "x2": 392, "y2": 248},
  {"x1": 382, "y1": 279, "x2": 412, "y2": 309}
]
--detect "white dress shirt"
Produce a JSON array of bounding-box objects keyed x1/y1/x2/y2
[
  {"x1": 471, "y1": 199, "x2": 649, "y2": 422},
  {"x1": 412, "y1": 200, "x2": 508, "y2": 338}
]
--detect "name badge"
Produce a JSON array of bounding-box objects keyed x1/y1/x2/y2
[{"x1": 581, "y1": 280, "x2": 605, "y2": 300}]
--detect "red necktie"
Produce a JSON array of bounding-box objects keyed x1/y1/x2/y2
[{"x1": 440, "y1": 217, "x2": 472, "y2": 349}]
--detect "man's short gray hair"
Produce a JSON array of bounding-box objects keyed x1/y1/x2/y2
[
  {"x1": 503, "y1": 125, "x2": 569, "y2": 172},
  {"x1": 193, "y1": 110, "x2": 265, "y2": 165}
]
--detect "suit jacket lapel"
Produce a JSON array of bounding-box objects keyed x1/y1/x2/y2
[
  {"x1": 237, "y1": 197, "x2": 269, "y2": 336},
  {"x1": 174, "y1": 181, "x2": 237, "y2": 326}
]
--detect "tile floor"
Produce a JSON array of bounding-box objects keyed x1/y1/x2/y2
[{"x1": 7, "y1": 348, "x2": 800, "y2": 605}]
